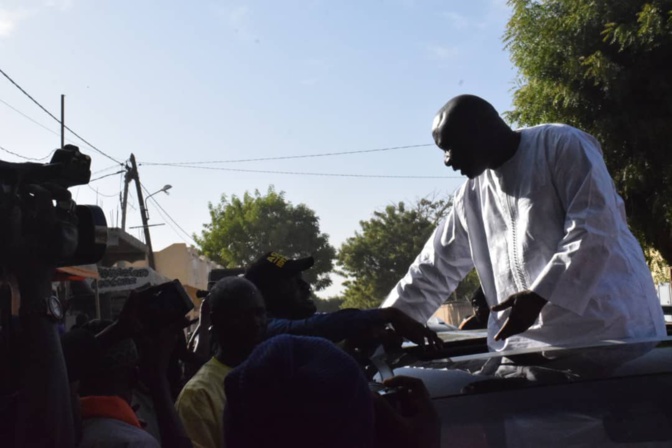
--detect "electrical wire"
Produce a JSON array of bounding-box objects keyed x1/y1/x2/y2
[
  {"x1": 140, "y1": 144, "x2": 434, "y2": 166},
  {"x1": 93, "y1": 162, "x2": 128, "y2": 175},
  {"x1": 0, "y1": 97, "x2": 127, "y2": 165},
  {"x1": 0, "y1": 144, "x2": 55, "y2": 161},
  {"x1": 151, "y1": 198, "x2": 196, "y2": 244},
  {"x1": 0, "y1": 97, "x2": 125, "y2": 166},
  {"x1": 89, "y1": 170, "x2": 126, "y2": 183},
  {"x1": 0, "y1": 68, "x2": 62, "y2": 127},
  {"x1": 141, "y1": 163, "x2": 457, "y2": 179},
  {"x1": 87, "y1": 183, "x2": 119, "y2": 198},
  {"x1": 0, "y1": 97, "x2": 61, "y2": 137},
  {"x1": 148, "y1": 201, "x2": 190, "y2": 245},
  {"x1": 0, "y1": 67, "x2": 124, "y2": 165}
]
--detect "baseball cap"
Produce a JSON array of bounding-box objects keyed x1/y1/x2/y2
[{"x1": 245, "y1": 252, "x2": 314, "y2": 286}]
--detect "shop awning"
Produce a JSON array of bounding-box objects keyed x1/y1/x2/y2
[{"x1": 54, "y1": 264, "x2": 100, "y2": 281}]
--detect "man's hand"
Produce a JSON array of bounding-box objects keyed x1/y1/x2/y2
[
  {"x1": 492, "y1": 291, "x2": 547, "y2": 341},
  {"x1": 383, "y1": 308, "x2": 444, "y2": 350}
]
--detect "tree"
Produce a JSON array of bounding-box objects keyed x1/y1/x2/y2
[
  {"x1": 338, "y1": 196, "x2": 478, "y2": 309},
  {"x1": 195, "y1": 186, "x2": 336, "y2": 290},
  {"x1": 505, "y1": 0, "x2": 672, "y2": 265}
]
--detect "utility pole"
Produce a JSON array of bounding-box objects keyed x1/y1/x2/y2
[
  {"x1": 124, "y1": 154, "x2": 156, "y2": 269},
  {"x1": 120, "y1": 167, "x2": 131, "y2": 231},
  {"x1": 60, "y1": 94, "x2": 65, "y2": 149}
]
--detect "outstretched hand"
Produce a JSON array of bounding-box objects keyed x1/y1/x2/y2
[
  {"x1": 492, "y1": 291, "x2": 547, "y2": 341},
  {"x1": 384, "y1": 308, "x2": 444, "y2": 350}
]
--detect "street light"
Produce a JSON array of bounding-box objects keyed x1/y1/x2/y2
[
  {"x1": 144, "y1": 184, "x2": 172, "y2": 221},
  {"x1": 146, "y1": 184, "x2": 172, "y2": 201}
]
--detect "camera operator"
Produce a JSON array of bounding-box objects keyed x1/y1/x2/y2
[
  {"x1": 0, "y1": 145, "x2": 114, "y2": 447},
  {"x1": 7, "y1": 183, "x2": 77, "y2": 447}
]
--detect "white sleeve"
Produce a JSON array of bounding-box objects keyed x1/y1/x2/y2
[
  {"x1": 529, "y1": 129, "x2": 618, "y2": 316},
  {"x1": 381, "y1": 203, "x2": 474, "y2": 322}
]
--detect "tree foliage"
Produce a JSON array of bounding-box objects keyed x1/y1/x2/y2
[
  {"x1": 506, "y1": 0, "x2": 672, "y2": 264},
  {"x1": 195, "y1": 187, "x2": 336, "y2": 290},
  {"x1": 338, "y1": 196, "x2": 457, "y2": 309}
]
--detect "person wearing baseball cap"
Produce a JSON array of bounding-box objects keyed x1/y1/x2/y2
[
  {"x1": 244, "y1": 251, "x2": 317, "y2": 320},
  {"x1": 245, "y1": 251, "x2": 443, "y2": 349}
]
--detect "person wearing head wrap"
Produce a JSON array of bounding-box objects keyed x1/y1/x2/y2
[
  {"x1": 224, "y1": 334, "x2": 441, "y2": 448},
  {"x1": 224, "y1": 334, "x2": 376, "y2": 448}
]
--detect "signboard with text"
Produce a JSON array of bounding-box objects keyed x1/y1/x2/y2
[{"x1": 95, "y1": 266, "x2": 169, "y2": 293}]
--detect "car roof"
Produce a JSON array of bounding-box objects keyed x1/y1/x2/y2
[{"x1": 393, "y1": 336, "x2": 672, "y2": 399}]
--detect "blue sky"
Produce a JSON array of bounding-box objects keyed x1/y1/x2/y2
[{"x1": 0, "y1": 0, "x2": 516, "y2": 297}]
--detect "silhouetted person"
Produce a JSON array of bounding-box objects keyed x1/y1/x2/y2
[
  {"x1": 459, "y1": 287, "x2": 489, "y2": 330},
  {"x1": 62, "y1": 291, "x2": 194, "y2": 448},
  {"x1": 176, "y1": 277, "x2": 266, "y2": 448},
  {"x1": 384, "y1": 94, "x2": 665, "y2": 351},
  {"x1": 245, "y1": 251, "x2": 442, "y2": 348},
  {"x1": 77, "y1": 320, "x2": 160, "y2": 447},
  {"x1": 224, "y1": 334, "x2": 440, "y2": 448}
]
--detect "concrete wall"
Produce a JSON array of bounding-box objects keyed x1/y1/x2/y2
[
  {"x1": 433, "y1": 301, "x2": 473, "y2": 327},
  {"x1": 153, "y1": 243, "x2": 222, "y2": 291}
]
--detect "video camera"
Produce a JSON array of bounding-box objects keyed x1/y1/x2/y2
[
  {"x1": 134, "y1": 279, "x2": 195, "y2": 331},
  {"x1": 0, "y1": 144, "x2": 107, "y2": 269}
]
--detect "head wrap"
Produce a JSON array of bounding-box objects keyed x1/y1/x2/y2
[{"x1": 224, "y1": 334, "x2": 375, "y2": 448}]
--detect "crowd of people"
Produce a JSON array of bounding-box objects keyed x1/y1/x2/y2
[
  {"x1": 1, "y1": 94, "x2": 665, "y2": 447},
  {"x1": 2, "y1": 246, "x2": 444, "y2": 448}
]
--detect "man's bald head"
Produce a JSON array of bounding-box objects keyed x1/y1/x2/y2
[
  {"x1": 432, "y1": 95, "x2": 506, "y2": 147},
  {"x1": 431, "y1": 95, "x2": 518, "y2": 178},
  {"x1": 209, "y1": 276, "x2": 267, "y2": 358},
  {"x1": 209, "y1": 276, "x2": 264, "y2": 314}
]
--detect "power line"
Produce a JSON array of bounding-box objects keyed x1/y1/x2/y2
[
  {"x1": 0, "y1": 97, "x2": 124, "y2": 166},
  {"x1": 65, "y1": 124, "x2": 123, "y2": 166},
  {"x1": 141, "y1": 163, "x2": 458, "y2": 179},
  {"x1": 0, "y1": 97, "x2": 60, "y2": 137},
  {"x1": 147, "y1": 199, "x2": 190, "y2": 245},
  {"x1": 0, "y1": 144, "x2": 55, "y2": 162},
  {"x1": 0, "y1": 67, "x2": 124, "y2": 165},
  {"x1": 87, "y1": 183, "x2": 120, "y2": 198},
  {"x1": 126, "y1": 193, "x2": 137, "y2": 211},
  {"x1": 140, "y1": 144, "x2": 434, "y2": 166},
  {"x1": 93, "y1": 162, "x2": 128, "y2": 175},
  {"x1": 90, "y1": 170, "x2": 126, "y2": 183},
  {"x1": 141, "y1": 184, "x2": 196, "y2": 244},
  {"x1": 0, "y1": 68, "x2": 62, "y2": 126}
]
